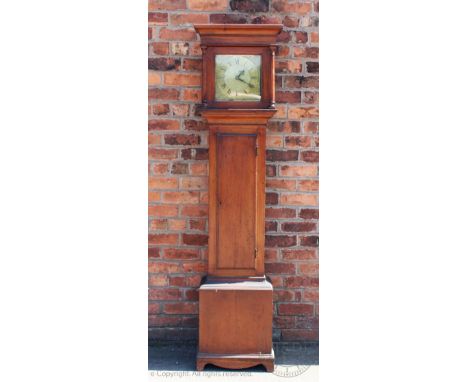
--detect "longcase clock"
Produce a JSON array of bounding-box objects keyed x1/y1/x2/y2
[{"x1": 194, "y1": 24, "x2": 282, "y2": 372}]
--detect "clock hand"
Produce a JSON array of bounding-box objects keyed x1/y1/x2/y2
[{"x1": 234, "y1": 70, "x2": 254, "y2": 88}]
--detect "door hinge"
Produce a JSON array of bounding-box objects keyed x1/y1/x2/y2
[{"x1": 255, "y1": 146, "x2": 258, "y2": 156}]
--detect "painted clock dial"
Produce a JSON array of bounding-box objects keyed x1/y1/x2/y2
[{"x1": 215, "y1": 55, "x2": 261, "y2": 101}]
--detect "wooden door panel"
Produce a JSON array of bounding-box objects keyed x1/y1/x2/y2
[{"x1": 216, "y1": 133, "x2": 257, "y2": 270}]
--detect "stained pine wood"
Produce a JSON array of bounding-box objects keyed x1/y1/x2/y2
[
  {"x1": 216, "y1": 133, "x2": 256, "y2": 270},
  {"x1": 195, "y1": 24, "x2": 282, "y2": 373},
  {"x1": 197, "y1": 279, "x2": 274, "y2": 371}
]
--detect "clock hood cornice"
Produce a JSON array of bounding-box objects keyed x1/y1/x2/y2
[{"x1": 194, "y1": 24, "x2": 283, "y2": 45}]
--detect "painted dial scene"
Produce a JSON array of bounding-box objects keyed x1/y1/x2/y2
[{"x1": 215, "y1": 55, "x2": 261, "y2": 101}]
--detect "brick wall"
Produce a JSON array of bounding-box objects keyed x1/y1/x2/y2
[{"x1": 148, "y1": 0, "x2": 319, "y2": 342}]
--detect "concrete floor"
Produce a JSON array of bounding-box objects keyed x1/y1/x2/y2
[{"x1": 148, "y1": 342, "x2": 318, "y2": 381}]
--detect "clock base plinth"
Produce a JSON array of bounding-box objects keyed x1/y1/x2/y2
[
  {"x1": 196, "y1": 349, "x2": 275, "y2": 372},
  {"x1": 197, "y1": 277, "x2": 274, "y2": 372}
]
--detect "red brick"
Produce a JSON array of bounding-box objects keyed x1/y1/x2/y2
[
  {"x1": 266, "y1": 150, "x2": 299, "y2": 162},
  {"x1": 277, "y1": 31, "x2": 291, "y2": 43},
  {"x1": 182, "y1": 261, "x2": 207, "y2": 273},
  {"x1": 265, "y1": 262, "x2": 295, "y2": 274},
  {"x1": 184, "y1": 120, "x2": 206, "y2": 131},
  {"x1": 278, "y1": 303, "x2": 314, "y2": 316},
  {"x1": 310, "y1": 31, "x2": 319, "y2": 43},
  {"x1": 148, "y1": 302, "x2": 160, "y2": 314},
  {"x1": 265, "y1": 208, "x2": 296, "y2": 218},
  {"x1": 295, "y1": 31, "x2": 308, "y2": 43},
  {"x1": 210, "y1": 13, "x2": 248, "y2": 24},
  {"x1": 148, "y1": 119, "x2": 179, "y2": 131},
  {"x1": 148, "y1": 148, "x2": 178, "y2": 160},
  {"x1": 148, "y1": 261, "x2": 180, "y2": 273},
  {"x1": 149, "y1": 288, "x2": 181, "y2": 300},
  {"x1": 182, "y1": 233, "x2": 208, "y2": 246},
  {"x1": 265, "y1": 221, "x2": 277, "y2": 232},
  {"x1": 148, "y1": 12, "x2": 168, "y2": 25},
  {"x1": 280, "y1": 193, "x2": 318, "y2": 206},
  {"x1": 164, "y1": 73, "x2": 201, "y2": 86},
  {"x1": 163, "y1": 191, "x2": 199, "y2": 204},
  {"x1": 265, "y1": 248, "x2": 278, "y2": 261},
  {"x1": 189, "y1": 219, "x2": 206, "y2": 231},
  {"x1": 301, "y1": 150, "x2": 319, "y2": 162},
  {"x1": 276, "y1": 60, "x2": 302, "y2": 74},
  {"x1": 272, "y1": 0, "x2": 312, "y2": 15},
  {"x1": 171, "y1": 162, "x2": 189, "y2": 174},
  {"x1": 148, "y1": 316, "x2": 181, "y2": 327},
  {"x1": 148, "y1": 192, "x2": 161, "y2": 202},
  {"x1": 266, "y1": 165, "x2": 276, "y2": 177},
  {"x1": 265, "y1": 235, "x2": 296, "y2": 247},
  {"x1": 282, "y1": 249, "x2": 318, "y2": 260},
  {"x1": 299, "y1": 209, "x2": 319, "y2": 219},
  {"x1": 230, "y1": 0, "x2": 268, "y2": 11},
  {"x1": 149, "y1": 177, "x2": 177, "y2": 190},
  {"x1": 303, "y1": 289, "x2": 319, "y2": 302},
  {"x1": 169, "y1": 276, "x2": 186, "y2": 287},
  {"x1": 148, "y1": 88, "x2": 179, "y2": 100},
  {"x1": 282, "y1": 329, "x2": 318, "y2": 341},
  {"x1": 285, "y1": 276, "x2": 318, "y2": 288},
  {"x1": 190, "y1": 163, "x2": 207, "y2": 175},
  {"x1": 266, "y1": 135, "x2": 283, "y2": 148},
  {"x1": 273, "y1": 290, "x2": 297, "y2": 302},
  {"x1": 149, "y1": 218, "x2": 166, "y2": 230},
  {"x1": 164, "y1": 134, "x2": 200, "y2": 145},
  {"x1": 276, "y1": 91, "x2": 301, "y2": 103},
  {"x1": 151, "y1": 104, "x2": 169, "y2": 116},
  {"x1": 288, "y1": 106, "x2": 319, "y2": 119},
  {"x1": 188, "y1": 0, "x2": 228, "y2": 11},
  {"x1": 170, "y1": 13, "x2": 209, "y2": 25},
  {"x1": 276, "y1": 45, "x2": 290, "y2": 57},
  {"x1": 149, "y1": 0, "x2": 186, "y2": 11},
  {"x1": 168, "y1": 219, "x2": 186, "y2": 230},
  {"x1": 285, "y1": 136, "x2": 312, "y2": 148},
  {"x1": 148, "y1": 234, "x2": 178, "y2": 245},
  {"x1": 283, "y1": 16, "x2": 299, "y2": 27},
  {"x1": 151, "y1": 163, "x2": 168, "y2": 175},
  {"x1": 148, "y1": 71, "x2": 162, "y2": 86},
  {"x1": 300, "y1": 235, "x2": 319, "y2": 246},
  {"x1": 148, "y1": 247, "x2": 160, "y2": 258},
  {"x1": 148, "y1": 205, "x2": 178, "y2": 217},
  {"x1": 148, "y1": 57, "x2": 180, "y2": 71},
  {"x1": 149, "y1": 274, "x2": 168, "y2": 286},
  {"x1": 284, "y1": 76, "x2": 319, "y2": 89},
  {"x1": 164, "y1": 248, "x2": 199, "y2": 260},
  {"x1": 307, "y1": 62, "x2": 319, "y2": 73},
  {"x1": 181, "y1": 148, "x2": 208, "y2": 160},
  {"x1": 294, "y1": 46, "x2": 319, "y2": 59},
  {"x1": 266, "y1": 179, "x2": 296, "y2": 191},
  {"x1": 299, "y1": 263, "x2": 319, "y2": 276},
  {"x1": 151, "y1": 42, "x2": 169, "y2": 55},
  {"x1": 297, "y1": 179, "x2": 319, "y2": 191},
  {"x1": 304, "y1": 91, "x2": 319, "y2": 104},
  {"x1": 181, "y1": 205, "x2": 208, "y2": 217},
  {"x1": 251, "y1": 15, "x2": 282, "y2": 24},
  {"x1": 183, "y1": 58, "x2": 202, "y2": 71},
  {"x1": 159, "y1": 28, "x2": 197, "y2": 41},
  {"x1": 280, "y1": 165, "x2": 317, "y2": 177},
  {"x1": 268, "y1": 120, "x2": 300, "y2": 133},
  {"x1": 163, "y1": 302, "x2": 198, "y2": 314},
  {"x1": 180, "y1": 177, "x2": 208, "y2": 190},
  {"x1": 182, "y1": 89, "x2": 201, "y2": 102},
  {"x1": 274, "y1": 316, "x2": 296, "y2": 329},
  {"x1": 281, "y1": 222, "x2": 316, "y2": 232}
]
